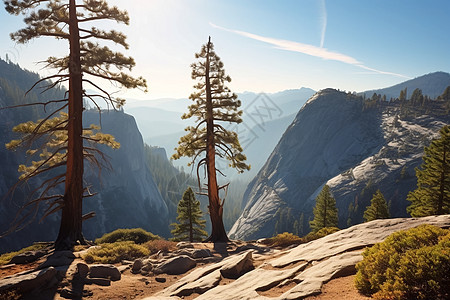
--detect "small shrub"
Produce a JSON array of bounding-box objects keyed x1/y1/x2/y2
[
  {"x1": 0, "y1": 243, "x2": 49, "y2": 266},
  {"x1": 83, "y1": 241, "x2": 150, "y2": 264},
  {"x1": 304, "y1": 227, "x2": 340, "y2": 242},
  {"x1": 95, "y1": 228, "x2": 160, "y2": 244},
  {"x1": 263, "y1": 232, "x2": 304, "y2": 248},
  {"x1": 145, "y1": 239, "x2": 177, "y2": 254},
  {"x1": 355, "y1": 224, "x2": 449, "y2": 300},
  {"x1": 0, "y1": 290, "x2": 21, "y2": 300}
]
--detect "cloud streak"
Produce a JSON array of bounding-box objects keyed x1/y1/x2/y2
[
  {"x1": 319, "y1": 0, "x2": 327, "y2": 48},
  {"x1": 210, "y1": 23, "x2": 410, "y2": 79}
]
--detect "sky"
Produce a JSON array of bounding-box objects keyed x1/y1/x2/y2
[{"x1": 0, "y1": 0, "x2": 449, "y2": 101}]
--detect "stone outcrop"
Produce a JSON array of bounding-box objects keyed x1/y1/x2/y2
[
  {"x1": 153, "y1": 255, "x2": 197, "y2": 275},
  {"x1": 230, "y1": 88, "x2": 450, "y2": 240},
  {"x1": 145, "y1": 215, "x2": 450, "y2": 300}
]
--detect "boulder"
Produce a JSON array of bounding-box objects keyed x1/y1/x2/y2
[
  {"x1": 176, "y1": 242, "x2": 194, "y2": 249},
  {"x1": 117, "y1": 265, "x2": 129, "y2": 273},
  {"x1": 219, "y1": 250, "x2": 254, "y2": 279},
  {"x1": 8, "y1": 250, "x2": 47, "y2": 265},
  {"x1": 154, "y1": 255, "x2": 196, "y2": 275},
  {"x1": 155, "y1": 277, "x2": 166, "y2": 283},
  {"x1": 131, "y1": 258, "x2": 144, "y2": 274},
  {"x1": 0, "y1": 267, "x2": 58, "y2": 294},
  {"x1": 84, "y1": 277, "x2": 111, "y2": 286},
  {"x1": 89, "y1": 264, "x2": 121, "y2": 281},
  {"x1": 173, "y1": 248, "x2": 213, "y2": 259},
  {"x1": 76, "y1": 262, "x2": 89, "y2": 279}
]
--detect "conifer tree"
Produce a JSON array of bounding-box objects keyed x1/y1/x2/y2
[
  {"x1": 3, "y1": 0, "x2": 146, "y2": 250},
  {"x1": 309, "y1": 185, "x2": 338, "y2": 232},
  {"x1": 171, "y1": 187, "x2": 207, "y2": 242},
  {"x1": 363, "y1": 190, "x2": 390, "y2": 222},
  {"x1": 407, "y1": 126, "x2": 450, "y2": 216},
  {"x1": 172, "y1": 37, "x2": 249, "y2": 242}
]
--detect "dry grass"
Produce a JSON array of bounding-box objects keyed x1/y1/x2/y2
[{"x1": 144, "y1": 239, "x2": 177, "y2": 254}]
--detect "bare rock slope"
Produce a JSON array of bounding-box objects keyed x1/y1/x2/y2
[
  {"x1": 145, "y1": 215, "x2": 450, "y2": 300},
  {"x1": 230, "y1": 87, "x2": 450, "y2": 240}
]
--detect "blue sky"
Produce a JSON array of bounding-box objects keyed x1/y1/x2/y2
[{"x1": 0, "y1": 0, "x2": 449, "y2": 100}]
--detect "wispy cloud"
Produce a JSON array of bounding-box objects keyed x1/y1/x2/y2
[
  {"x1": 210, "y1": 23, "x2": 410, "y2": 79},
  {"x1": 319, "y1": 0, "x2": 327, "y2": 48}
]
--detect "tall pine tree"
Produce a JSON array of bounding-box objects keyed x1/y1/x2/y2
[
  {"x1": 172, "y1": 37, "x2": 249, "y2": 242},
  {"x1": 171, "y1": 187, "x2": 207, "y2": 242},
  {"x1": 363, "y1": 190, "x2": 390, "y2": 222},
  {"x1": 3, "y1": 0, "x2": 146, "y2": 250},
  {"x1": 310, "y1": 185, "x2": 338, "y2": 232},
  {"x1": 407, "y1": 125, "x2": 450, "y2": 216}
]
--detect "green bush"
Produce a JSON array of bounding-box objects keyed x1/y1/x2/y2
[
  {"x1": 0, "y1": 243, "x2": 49, "y2": 266},
  {"x1": 355, "y1": 224, "x2": 449, "y2": 300},
  {"x1": 95, "y1": 228, "x2": 160, "y2": 244},
  {"x1": 83, "y1": 241, "x2": 150, "y2": 264},
  {"x1": 263, "y1": 232, "x2": 304, "y2": 248},
  {"x1": 305, "y1": 227, "x2": 340, "y2": 242}
]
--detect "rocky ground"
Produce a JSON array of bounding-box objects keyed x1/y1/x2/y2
[{"x1": 1, "y1": 215, "x2": 449, "y2": 300}]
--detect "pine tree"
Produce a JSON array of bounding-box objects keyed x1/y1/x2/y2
[
  {"x1": 3, "y1": 0, "x2": 146, "y2": 250},
  {"x1": 407, "y1": 126, "x2": 450, "y2": 216},
  {"x1": 363, "y1": 190, "x2": 390, "y2": 222},
  {"x1": 171, "y1": 187, "x2": 208, "y2": 242},
  {"x1": 309, "y1": 185, "x2": 338, "y2": 232},
  {"x1": 172, "y1": 37, "x2": 249, "y2": 242}
]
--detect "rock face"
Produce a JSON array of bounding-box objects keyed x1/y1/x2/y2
[
  {"x1": 147, "y1": 215, "x2": 450, "y2": 300},
  {"x1": 229, "y1": 88, "x2": 450, "y2": 240},
  {"x1": 0, "y1": 96, "x2": 169, "y2": 253},
  {"x1": 82, "y1": 110, "x2": 169, "y2": 238}
]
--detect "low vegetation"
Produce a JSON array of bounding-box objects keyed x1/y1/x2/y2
[
  {"x1": 83, "y1": 241, "x2": 150, "y2": 264},
  {"x1": 304, "y1": 227, "x2": 340, "y2": 242},
  {"x1": 0, "y1": 290, "x2": 21, "y2": 300},
  {"x1": 264, "y1": 227, "x2": 340, "y2": 248},
  {"x1": 82, "y1": 228, "x2": 177, "y2": 263},
  {"x1": 145, "y1": 239, "x2": 177, "y2": 254},
  {"x1": 262, "y1": 232, "x2": 304, "y2": 248},
  {"x1": 0, "y1": 243, "x2": 49, "y2": 266},
  {"x1": 95, "y1": 228, "x2": 160, "y2": 244},
  {"x1": 355, "y1": 224, "x2": 450, "y2": 300}
]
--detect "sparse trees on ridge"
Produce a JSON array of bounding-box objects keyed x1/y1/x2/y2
[
  {"x1": 3, "y1": 0, "x2": 147, "y2": 250},
  {"x1": 172, "y1": 37, "x2": 250, "y2": 242}
]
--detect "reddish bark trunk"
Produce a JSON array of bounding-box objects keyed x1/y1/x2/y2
[
  {"x1": 204, "y1": 37, "x2": 229, "y2": 243},
  {"x1": 55, "y1": 0, "x2": 85, "y2": 250}
]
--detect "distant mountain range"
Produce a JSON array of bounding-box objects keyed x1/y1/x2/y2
[
  {"x1": 125, "y1": 87, "x2": 316, "y2": 180},
  {"x1": 363, "y1": 71, "x2": 450, "y2": 99}
]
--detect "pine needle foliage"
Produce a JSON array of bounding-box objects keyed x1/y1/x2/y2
[
  {"x1": 171, "y1": 187, "x2": 208, "y2": 242},
  {"x1": 407, "y1": 125, "x2": 450, "y2": 217},
  {"x1": 363, "y1": 190, "x2": 390, "y2": 222},
  {"x1": 3, "y1": 0, "x2": 147, "y2": 249},
  {"x1": 172, "y1": 37, "x2": 249, "y2": 242},
  {"x1": 309, "y1": 185, "x2": 338, "y2": 233}
]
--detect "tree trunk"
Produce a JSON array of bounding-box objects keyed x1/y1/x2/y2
[
  {"x1": 204, "y1": 37, "x2": 229, "y2": 243},
  {"x1": 55, "y1": 0, "x2": 85, "y2": 250}
]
